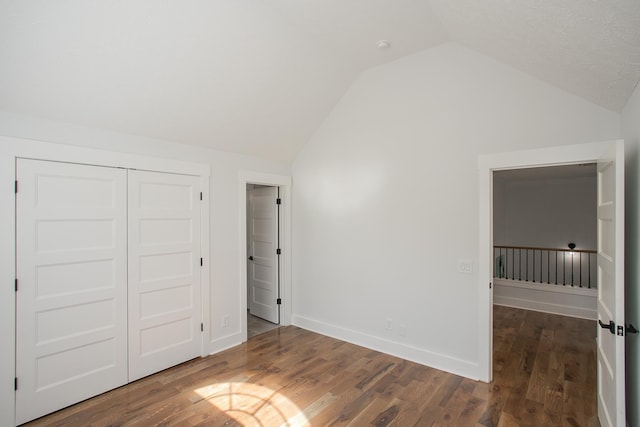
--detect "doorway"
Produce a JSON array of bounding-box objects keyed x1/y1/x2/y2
[
  {"x1": 238, "y1": 171, "x2": 292, "y2": 343},
  {"x1": 246, "y1": 184, "x2": 281, "y2": 338},
  {"x1": 492, "y1": 164, "x2": 598, "y2": 318},
  {"x1": 490, "y1": 164, "x2": 599, "y2": 425},
  {"x1": 478, "y1": 140, "x2": 626, "y2": 427}
]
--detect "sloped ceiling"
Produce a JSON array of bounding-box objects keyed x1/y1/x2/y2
[
  {"x1": 430, "y1": 0, "x2": 640, "y2": 114},
  {"x1": 1, "y1": 1, "x2": 639, "y2": 162}
]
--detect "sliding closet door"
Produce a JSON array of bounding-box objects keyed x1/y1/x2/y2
[
  {"x1": 128, "y1": 170, "x2": 202, "y2": 381},
  {"x1": 15, "y1": 159, "x2": 128, "y2": 425}
]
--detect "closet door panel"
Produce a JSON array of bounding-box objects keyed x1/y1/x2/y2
[
  {"x1": 128, "y1": 170, "x2": 201, "y2": 381},
  {"x1": 15, "y1": 159, "x2": 128, "y2": 425}
]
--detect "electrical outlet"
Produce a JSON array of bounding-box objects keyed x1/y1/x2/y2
[
  {"x1": 458, "y1": 260, "x2": 473, "y2": 274},
  {"x1": 222, "y1": 315, "x2": 230, "y2": 328},
  {"x1": 386, "y1": 318, "x2": 393, "y2": 331}
]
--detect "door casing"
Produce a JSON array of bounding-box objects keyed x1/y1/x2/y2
[
  {"x1": 239, "y1": 171, "x2": 292, "y2": 343},
  {"x1": 477, "y1": 140, "x2": 624, "y2": 383}
]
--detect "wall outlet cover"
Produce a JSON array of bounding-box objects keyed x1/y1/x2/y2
[{"x1": 458, "y1": 260, "x2": 473, "y2": 274}]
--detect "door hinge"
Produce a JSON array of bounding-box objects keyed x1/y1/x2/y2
[
  {"x1": 200, "y1": 192, "x2": 203, "y2": 201},
  {"x1": 14, "y1": 377, "x2": 17, "y2": 391},
  {"x1": 14, "y1": 180, "x2": 18, "y2": 194},
  {"x1": 200, "y1": 258, "x2": 203, "y2": 267},
  {"x1": 617, "y1": 325, "x2": 624, "y2": 336},
  {"x1": 276, "y1": 198, "x2": 281, "y2": 205},
  {"x1": 15, "y1": 279, "x2": 18, "y2": 292},
  {"x1": 277, "y1": 298, "x2": 282, "y2": 305},
  {"x1": 489, "y1": 282, "x2": 492, "y2": 289},
  {"x1": 200, "y1": 323, "x2": 204, "y2": 332},
  {"x1": 276, "y1": 248, "x2": 281, "y2": 255}
]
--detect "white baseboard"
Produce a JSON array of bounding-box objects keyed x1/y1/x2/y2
[
  {"x1": 206, "y1": 332, "x2": 243, "y2": 356},
  {"x1": 493, "y1": 278, "x2": 597, "y2": 320},
  {"x1": 292, "y1": 314, "x2": 480, "y2": 381}
]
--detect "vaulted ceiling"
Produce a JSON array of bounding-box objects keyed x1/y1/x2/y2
[{"x1": 1, "y1": 1, "x2": 639, "y2": 162}]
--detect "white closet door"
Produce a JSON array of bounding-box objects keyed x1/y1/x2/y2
[
  {"x1": 128, "y1": 170, "x2": 202, "y2": 381},
  {"x1": 15, "y1": 159, "x2": 128, "y2": 425},
  {"x1": 248, "y1": 186, "x2": 279, "y2": 323}
]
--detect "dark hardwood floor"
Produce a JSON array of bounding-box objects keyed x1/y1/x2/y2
[{"x1": 24, "y1": 306, "x2": 598, "y2": 426}]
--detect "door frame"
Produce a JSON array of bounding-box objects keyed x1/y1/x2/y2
[
  {"x1": 247, "y1": 185, "x2": 280, "y2": 324},
  {"x1": 0, "y1": 135, "x2": 210, "y2": 427},
  {"x1": 477, "y1": 139, "x2": 623, "y2": 382},
  {"x1": 239, "y1": 171, "x2": 292, "y2": 342}
]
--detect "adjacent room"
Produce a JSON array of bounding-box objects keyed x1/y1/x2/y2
[
  {"x1": 1, "y1": 1, "x2": 639, "y2": 426},
  {"x1": 493, "y1": 164, "x2": 599, "y2": 319}
]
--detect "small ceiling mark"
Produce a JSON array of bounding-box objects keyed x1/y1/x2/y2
[{"x1": 376, "y1": 40, "x2": 391, "y2": 50}]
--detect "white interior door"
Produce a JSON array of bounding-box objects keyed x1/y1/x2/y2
[
  {"x1": 248, "y1": 186, "x2": 279, "y2": 323},
  {"x1": 128, "y1": 170, "x2": 202, "y2": 381},
  {"x1": 15, "y1": 159, "x2": 128, "y2": 425},
  {"x1": 596, "y1": 141, "x2": 625, "y2": 427}
]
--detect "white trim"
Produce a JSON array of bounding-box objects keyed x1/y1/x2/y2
[
  {"x1": 292, "y1": 315, "x2": 479, "y2": 380},
  {"x1": 0, "y1": 135, "x2": 211, "y2": 427},
  {"x1": 0, "y1": 151, "x2": 16, "y2": 426},
  {"x1": 238, "y1": 171, "x2": 293, "y2": 343},
  {"x1": 1, "y1": 135, "x2": 210, "y2": 176},
  {"x1": 200, "y1": 175, "x2": 211, "y2": 357},
  {"x1": 207, "y1": 332, "x2": 245, "y2": 355},
  {"x1": 494, "y1": 279, "x2": 597, "y2": 320},
  {"x1": 478, "y1": 140, "x2": 621, "y2": 383},
  {"x1": 494, "y1": 278, "x2": 598, "y2": 296},
  {"x1": 494, "y1": 298, "x2": 596, "y2": 320}
]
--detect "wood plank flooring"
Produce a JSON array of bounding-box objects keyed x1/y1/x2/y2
[{"x1": 23, "y1": 306, "x2": 598, "y2": 426}]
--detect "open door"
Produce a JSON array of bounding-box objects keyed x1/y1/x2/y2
[
  {"x1": 596, "y1": 140, "x2": 625, "y2": 427},
  {"x1": 247, "y1": 186, "x2": 280, "y2": 324}
]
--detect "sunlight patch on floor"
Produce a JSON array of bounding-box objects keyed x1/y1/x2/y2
[{"x1": 195, "y1": 382, "x2": 309, "y2": 426}]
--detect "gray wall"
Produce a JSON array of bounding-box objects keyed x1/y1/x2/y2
[{"x1": 493, "y1": 174, "x2": 597, "y2": 251}]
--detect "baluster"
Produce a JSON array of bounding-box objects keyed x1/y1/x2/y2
[
  {"x1": 512, "y1": 248, "x2": 515, "y2": 280},
  {"x1": 547, "y1": 250, "x2": 550, "y2": 284},
  {"x1": 540, "y1": 249, "x2": 543, "y2": 283},
  {"x1": 505, "y1": 247, "x2": 508, "y2": 279},
  {"x1": 555, "y1": 250, "x2": 558, "y2": 285},
  {"x1": 579, "y1": 252, "x2": 582, "y2": 288},
  {"x1": 563, "y1": 251, "x2": 566, "y2": 286},
  {"x1": 532, "y1": 250, "x2": 535, "y2": 282},
  {"x1": 526, "y1": 249, "x2": 529, "y2": 282},
  {"x1": 519, "y1": 249, "x2": 522, "y2": 281},
  {"x1": 571, "y1": 251, "x2": 574, "y2": 287}
]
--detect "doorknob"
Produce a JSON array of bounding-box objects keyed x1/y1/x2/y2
[
  {"x1": 248, "y1": 256, "x2": 254, "y2": 261},
  {"x1": 627, "y1": 324, "x2": 639, "y2": 335},
  {"x1": 599, "y1": 319, "x2": 615, "y2": 334}
]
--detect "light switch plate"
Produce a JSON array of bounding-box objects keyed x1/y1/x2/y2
[{"x1": 458, "y1": 260, "x2": 473, "y2": 274}]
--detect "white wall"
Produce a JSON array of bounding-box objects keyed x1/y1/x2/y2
[
  {"x1": 291, "y1": 43, "x2": 620, "y2": 379},
  {"x1": 622, "y1": 82, "x2": 640, "y2": 427},
  {"x1": 0, "y1": 112, "x2": 290, "y2": 424},
  {"x1": 493, "y1": 175, "x2": 597, "y2": 250}
]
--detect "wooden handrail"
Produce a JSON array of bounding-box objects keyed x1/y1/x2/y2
[{"x1": 493, "y1": 245, "x2": 596, "y2": 254}]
